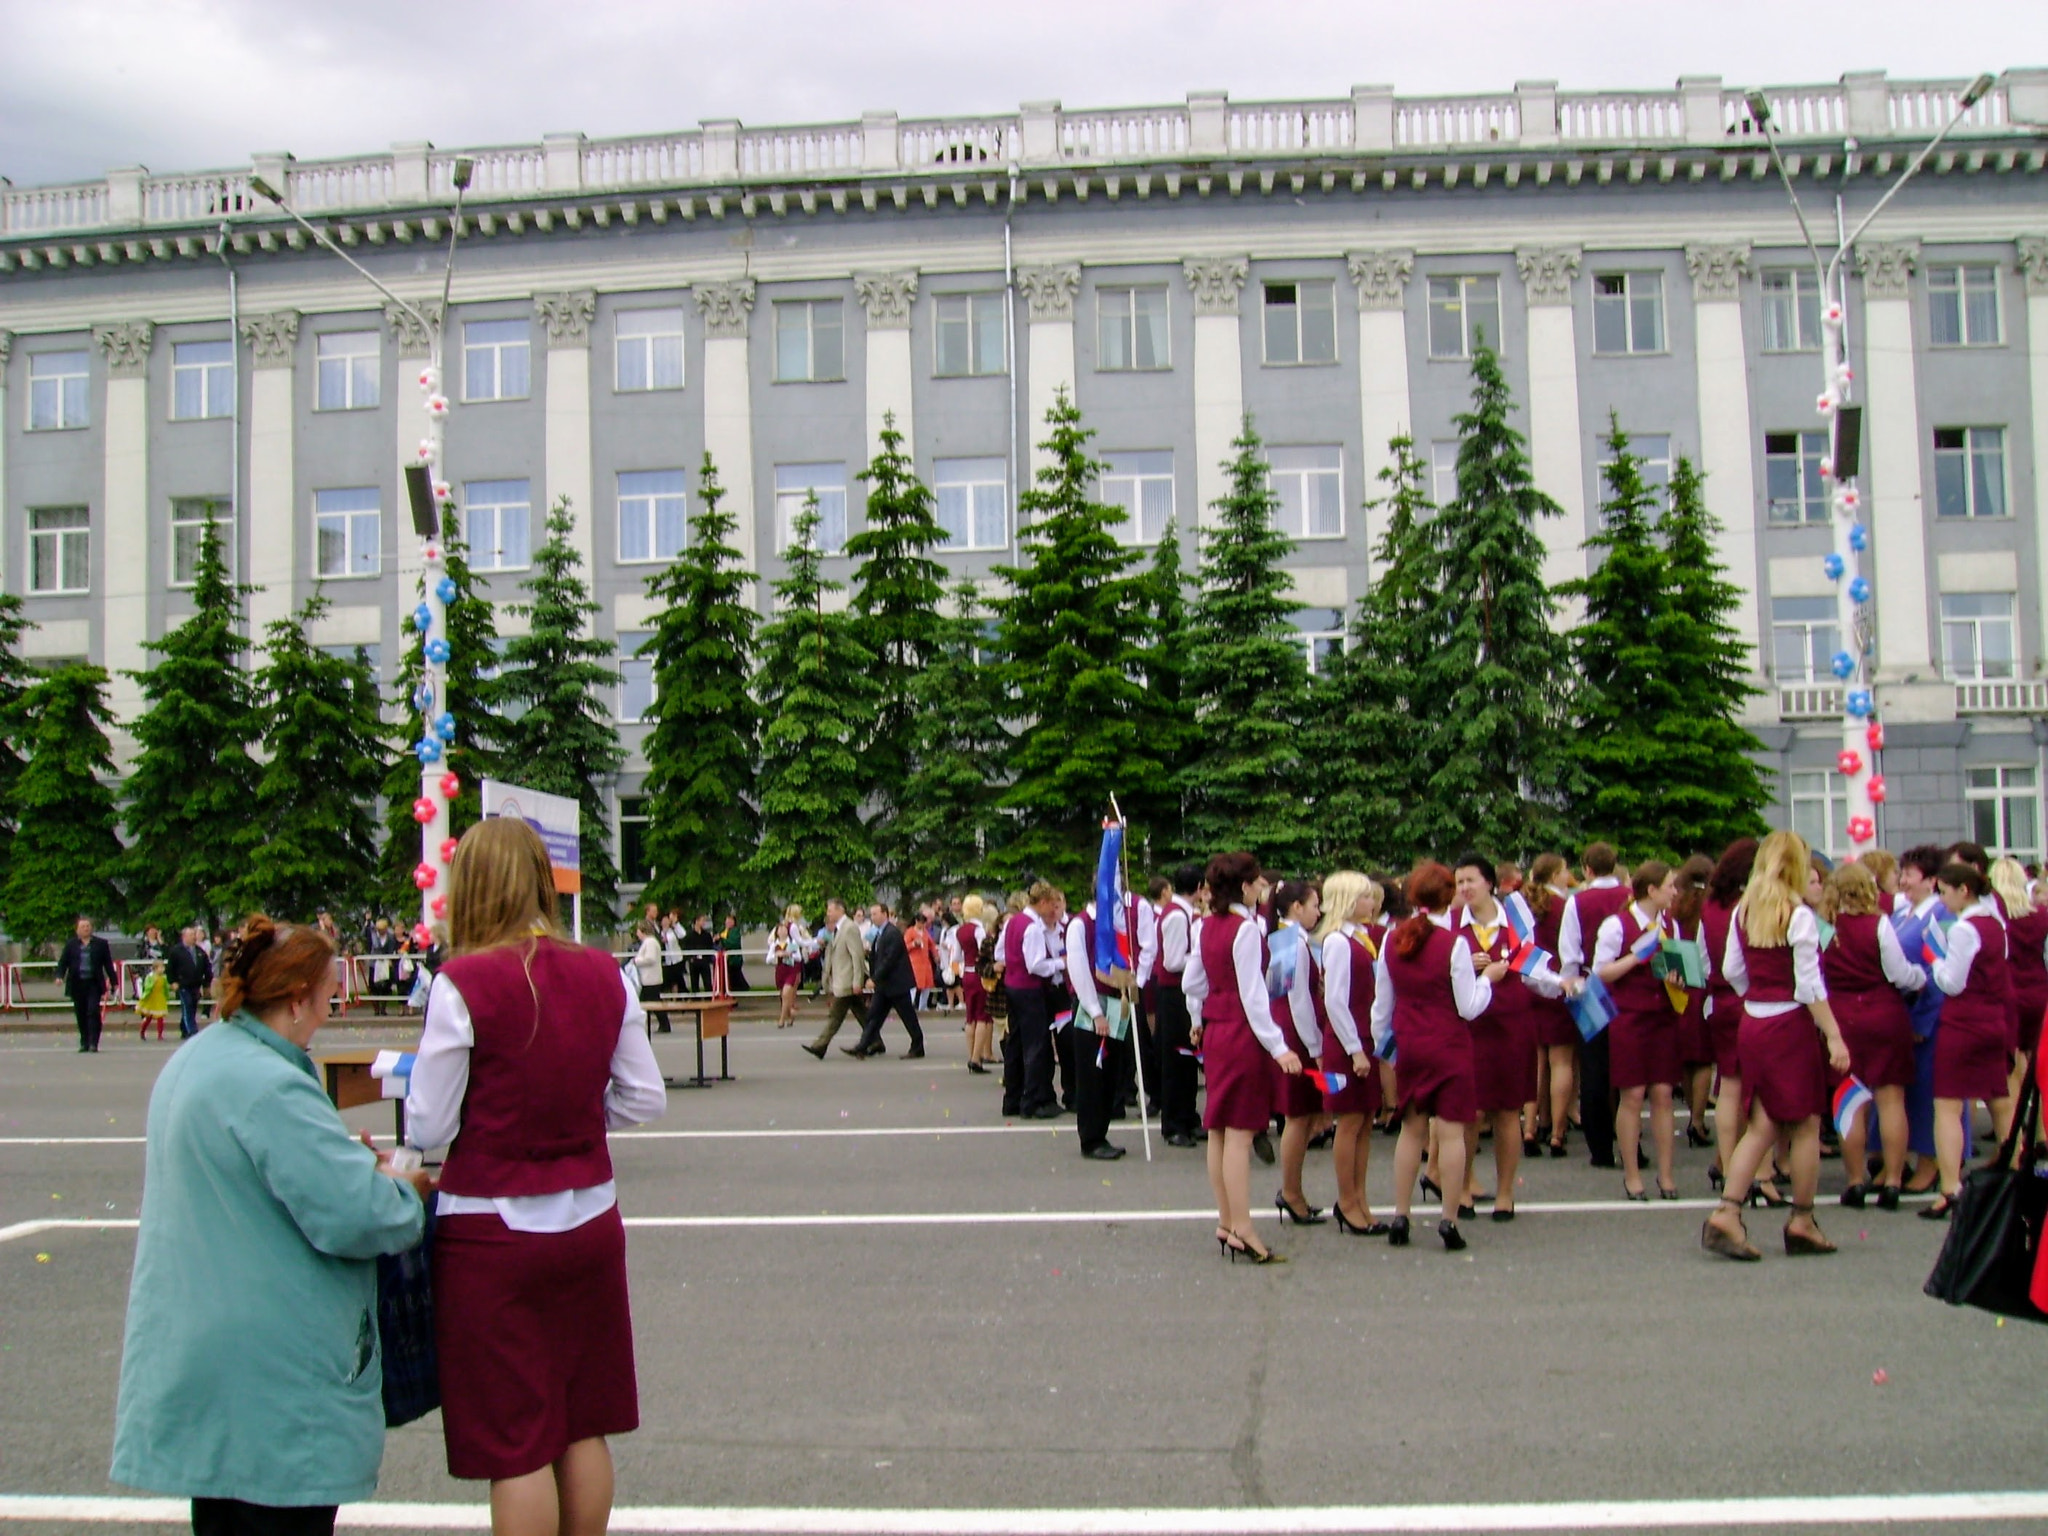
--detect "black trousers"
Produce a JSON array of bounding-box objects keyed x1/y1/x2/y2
[
  {"x1": 1075, "y1": 1024, "x2": 1127, "y2": 1151},
  {"x1": 1579, "y1": 1026, "x2": 1616, "y2": 1163},
  {"x1": 687, "y1": 956, "x2": 714, "y2": 993},
  {"x1": 1053, "y1": 1009, "x2": 1076, "y2": 1108},
  {"x1": 1151, "y1": 984, "x2": 1200, "y2": 1139},
  {"x1": 856, "y1": 990, "x2": 924, "y2": 1054},
  {"x1": 72, "y1": 992, "x2": 103, "y2": 1051},
  {"x1": 1004, "y1": 986, "x2": 1053, "y2": 1114},
  {"x1": 191, "y1": 1498, "x2": 337, "y2": 1536},
  {"x1": 179, "y1": 985, "x2": 203, "y2": 1037}
]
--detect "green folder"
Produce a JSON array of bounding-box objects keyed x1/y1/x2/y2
[
  {"x1": 1102, "y1": 997, "x2": 1136, "y2": 1042},
  {"x1": 1652, "y1": 937, "x2": 1706, "y2": 989}
]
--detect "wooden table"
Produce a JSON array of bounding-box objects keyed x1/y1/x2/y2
[
  {"x1": 317, "y1": 1046, "x2": 414, "y2": 1140},
  {"x1": 645, "y1": 999, "x2": 734, "y2": 1089}
]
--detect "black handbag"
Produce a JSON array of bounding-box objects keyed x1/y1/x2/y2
[
  {"x1": 1924, "y1": 1078, "x2": 2048, "y2": 1324},
  {"x1": 377, "y1": 1191, "x2": 441, "y2": 1426}
]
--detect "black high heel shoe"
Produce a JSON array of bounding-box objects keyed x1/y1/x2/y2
[
  {"x1": 1875, "y1": 1184, "x2": 1903, "y2": 1212},
  {"x1": 1221, "y1": 1230, "x2": 1286, "y2": 1264},
  {"x1": 1438, "y1": 1219, "x2": 1466, "y2": 1252},
  {"x1": 1332, "y1": 1206, "x2": 1391, "y2": 1237},
  {"x1": 1387, "y1": 1214, "x2": 1411, "y2": 1247},
  {"x1": 1275, "y1": 1192, "x2": 1327, "y2": 1225},
  {"x1": 1419, "y1": 1175, "x2": 1442, "y2": 1200},
  {"x1": 1750, "y1": 1179, "x2": 1791, "y2": 1209},
  {"x1": 1624, "y1": 1181, "x2": 1649, "y2": 1202},
  {"x1": 1657, "y1": 1181, "x2": 1680, "y2": 1201},
  {"x1": 1547, "y1": 1136, "x2": 1568, "y2": 1159},
  {"x1": 1708, "y1": 1163, "x2": 1725, "y2": 1191},
  {"x1": 1685, "y1": 1122, "x2": 1714, "y2": 1149}
]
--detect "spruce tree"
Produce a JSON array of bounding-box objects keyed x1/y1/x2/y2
[
  {"x1": 1180, "y1": 417, "x2": 1315, "y2": 870},
  {"x1": 638, "y1": 454, "x2": 760, "y2": 916},
  {"x1": 991, "y1": 389, "x2": 1163, "y2": 889},
  {"x1": 1558, "y1": 420, "x2": 1690, "y2": 858},
  {"x1": 746, "y1": 494, "x2": 878, "y2": 909},
  {"x1": 1410, "y1": 343, "x2": 1579, "y2": 858},
  {"x1": 236, "y1": 596, "x2": 389, "y2": 920},
  {"x1": 1132, "y1": 523, "x2": 1195, "y2": 862},
  {"x1": 1311, "y1": 435, "x2": 1440, "y2": 867},
  {"x1": 497, "y1": 497, "x2": 625, "y2": 916},
  {"x1": 4, "y1": 665, "x2": 125, "y2": 944},
  {"x1": 376, "y1": 505, "x2": 507, "y2": 912},
  {"x1": 0, "y1": 591, "x2": 35, "y2": 872},
  {"x1": 894, "y1": 582, "x2": 1009, "y2": 899},
  {"x1": 847, "y1": 414, "x2": 948, "y2": 894},
  {"x1": 1656, "y1": 456, "x2": 1771, "y2": 853},
  {"x1": 121, "y1": 512, "x2": 263, "y2": 930}
]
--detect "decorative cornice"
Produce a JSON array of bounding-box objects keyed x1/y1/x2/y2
[
  {"x1": 2018, "y1": 236, "x2": 2048, "y2": 297},
  {"x1": 1684, "y1": 242, "x2": 1751, "y2": 302},
  {"x1": 1856, "y1": 240, "x2": 1919, "y2": 300},
  {"x1": 92, "y1": 320, "x2": 154, "y2": 378},
  {"x1": 1183, "y1": 255, "x2": 1249, "y2": 317},
  {"x1": 239, "y1": 309, "x2": 299, "y2": 368},
  {"x1": 384, "y1": 299, "x2": 444, "y2": 358},
  {"x1": 1515, "y1": 246, "x2": 1581, "y2": 306},
  {"x1": 534, "y1": 289, "x2": 597, "y2": 348},
  {"x1": 853, "y1": 270, "x2": 919, "y2": 329},
  {"x1": 1016, "y1": 263, "x2": 1080, "y2": 323},
  {"x1": 695, "y1": 278, "x2": 755, "y2": 339},
  {"x1": 1345, "y1": 249, "x2": 1414, "y2": 311}
]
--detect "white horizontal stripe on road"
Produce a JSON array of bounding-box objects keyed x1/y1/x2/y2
[
  {"x1": 0, "y1": 1125, "x2": 1072, "y2": 1147},
  {"x1": 4, "y1": 1491, "x2": 2048, "y2": 1531}
]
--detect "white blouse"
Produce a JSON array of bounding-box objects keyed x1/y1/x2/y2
[
  {"x1": 1720, "y1": 903, "x2": 1828, "y2": 1016},
  {"x1": 1367, "y1": 912, "x2": 1494, "y2": 1039},
  {"x1": 1182, "y1": 905, "x2": 1289, "y2": 1058},
  {"x1": 1321, "y1": 925, "x2": 1369, "y2": 1057},
  {"x1": 1933, "y1": 897, "x2": 2005, "y2": 996}
]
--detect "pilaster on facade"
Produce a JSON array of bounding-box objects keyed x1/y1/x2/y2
[
  {"x1": 1515, "y1": 247, "x2": 1587, "y2": 598},
  {"x1": 1348, "y1": 250, "x2": 1415, "y2": 579},
  {"x1": 95, "y1": 321, "x2": 152, "y2": 737},
  {"x1": 246, "y1": 309, "x2": 299, "y2": 671},
  {"x1": 535, "y1": 289, "x2": 597, "y2": 349},
  {"x1": 538, "y1": 291, "x2": 598, "y2": 568},
  {"x1": 2020, "y1": 237, "x2": 2048, "y2": 688},
  {"x1": 384, "y1": 299, "x2": 444, "y2": 359},
  {"x1": 857, "y1": 271, "x2": 918, "y2": 462},
  {"x1": 1858, "y1": 240, "x2": 1934, "y2": 679},
  {"x1": 1185, "y1": 257, "x2": 1249, "y2": 526},
  {"x1": 0, "y1": 331, "x2": 9, "y2": 595},
  {"x1": 1855, "y1": 240, "x2": 1920, "y2": 299},
  {"x1": 1018, "y1": 264, "x2": 1080, "y2": 478},
  {"x1": 239, "y1": 309, "x2": 299, "y2": 368},
  {"x1": 694, "y1": 278, "x2": 755, "y2": 340},
  {"x1": 694, "y1": 278, "x2": 757, "y2": 566},
  {"x1": 92, "y1": 320, "x2": 154, "y2": 379},
  {"x1": 1684, "y1": 246, "x2": 1765, "y2": 696}
]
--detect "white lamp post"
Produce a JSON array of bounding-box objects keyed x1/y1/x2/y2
[
  {"x1": 250, "y1": 159, "x2": 474, "y2": 943},
  {"x1": 1745, "y1": 74, "x2": 1996, "y2": 856}
]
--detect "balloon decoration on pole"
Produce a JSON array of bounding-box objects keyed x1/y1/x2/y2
[{"x1": 411, "y1": 345, "x2": 461, "y2": 940}]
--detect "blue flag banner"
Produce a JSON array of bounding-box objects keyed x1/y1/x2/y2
[
  {"x1": 1572, "y1": 974, "x2": 1616, "y2": 1040},
  {"x1": 1094, "y1": 820, "x2": 1124, "y2": 976},
  {"x1": 1504, "y1": 892, "x2": 1534, "y2": 944}
]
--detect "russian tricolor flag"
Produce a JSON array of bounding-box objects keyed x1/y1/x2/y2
[
  {"x1": 1505, "y1": 894, "x2": 1533, "y2": 944},
  {"x1": 1631, "y1": 927, "x2": 1662, "y2": 963},
  {"x1": 1922, "y1": 922, "x2": 1949, "y2": 966},
  {"x1": 1508, "y1": 939, "x2": 1552, "y2": 977},
  {"x1": 1831, "y1": 1075, "x2": 1874, "y2": 1137},
  {"x1": 1306, "y1": 1068, "x2": 1349, "y2": 1094}
]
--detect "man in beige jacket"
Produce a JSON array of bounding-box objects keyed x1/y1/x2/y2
[{"x1": 802, "y1": 899, "x2": 868, "y2": 1058}]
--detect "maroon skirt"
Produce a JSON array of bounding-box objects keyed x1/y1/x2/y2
[
  {"x1": 1737, "y1": 1006, "x2": 1829, "y2": 1125},
  {"x1": 1201, "y1": 1013, "x2": 1277, "y2": 1133},
  {"x1": 1393, "y1": 1021, "x2": 1477, "y2": 1124},
  {"x1": 2015, "y1": 985, "x2": 2048, "y2": 1057},
  {"x1": 1320, "y1": 1033, "x2": 1382, "y2": 1116},
  {"x1": 1610, "y1": 1003, "x2": 1681, "y2": 1091},
  {"x1": 1532, "y1": 994, "x2": 1579, "y2": 1050},
  {"x1": 1706, "y1": 989, "x2": 1743, "y2": 1080},
  {"x1": 1469, "y1": 1009, "x2": 1537, "y2": 1113},
  {"x1": 774, "y1": 961, "x2": 802, "y2": 990},
  {"x1": 1675, "y1": 990, "x2": 1713, "y2": 1067},
  {"x1": 963, "y1": 972, "x2": 991, "y2": 1025},
  {"x1": 1934, "y1": 1019, "x2": 2012, "y2": 1101},
  {"x1": 1271, "y1": 1001, "x2": 1323, "y2": 1119},
  {"x1": 1832, "y1": 985, "x2": 1916, "y2": 1090},
  {"x1": 433, "y1": 1206, "x2": 640, "y2": 1481}
]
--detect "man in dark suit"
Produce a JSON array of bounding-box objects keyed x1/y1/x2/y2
[
  {"x1": 165, "y1": 925, "x2": 214, "y2": 1039},
  {"x1": 59, "y1": 917, "x2": 116, "y2": 1054},
  {"x1": 847, "y1": 902, "x2": 925, "y2": 1059}
]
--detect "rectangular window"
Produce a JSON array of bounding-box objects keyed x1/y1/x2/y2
[
  {"x1": 313, "y1": 487, "x2": 381, "y2": 579},
  {"x1": 1928, "y1": 265, "x2": 2001, "y2": 347},
  {"x1": 1765, "y1": 430, "x2": 1830, "y2": 524},
  {"x1": 1789, "y1": 770, "x2": 1849, "y2": 858},
  {"x1": 27, "y1": 350, "x2": 90, "y2": 431},
  {"x1": 170, "y1": 340, "x2": 234, "y2": 420},
  {"x1": 28, "y1": 507, "x2": 90, "y2": 594},
  {"x1": 1596, "y1": 434, "x2": 1672, "y2": 524},
  {"x1": 616, "y1": 307, "x2": 686, "y2": 392},
  {"x1": 1262, "y1": 281, "x2": 1337, "y2": 365},
  {"x1": 1761, "y1": 270, "x2": 1822, "y2": 352},
  {"x1": 1099, "y1": 452, "x2": 1174, "y2": 545},
  {"x1": 316, "y1": 330, "x2": 380, "y2": 410},
  {"x1": 462, "y1": 318, "x2": 530, "y2": 402},
  {"x1": 773, "y1": 299, "x2": 844, "y2": 383},
  {"x1": 170, "y1": 497, "x2": 230, "y2": 587},
  {"x1": 934, "y1": 293, "x2": 1006, "y2": 377},
  {"x1": 934, "y1": 458, "x2": 1008, "y2": 550},
  {"x1": 1097, "y1": 286, "x2": 1170, "y2": 371},
  {"x1": 316, "y1": 643, "x2": 383, "y2": 688},
  {"x1": 1933, "y1": 427, "x2": 2007, "y2": 519},
  {"x1": 1966, "y1": 766, "x2": 2041, "y2": 859},
  {"x1": 1427, "y1": 275, "x2": 1501, "y2": 359},
  {"x1": 1941, "y1": 592, "x2": 2017, "y2": 682},
  {"x1": 1297, "y1": 611, "x2": 1347, "y2": 676},
  {"x1": 463, "y1": 479, "x2": 532, "y2": 571},
  {"x1": 775, "y1": 463, "x2": 849, "y2": 554},
  {"x1": 617, "y1": 470, "x2": 687, "y2": 563},
  {"x1": 1771, "y1": 596, "x2": 1838, "y2": 685},
  {"x1": 1592, "y1": 271, "x2": 1665, "y2": 354},
  {"x1": 619, "y1": 796, "x2": 654, "y2": 885},
  {"x1": 1430, "y1": 441, "x2": 1460, "y2": 508},
  {"x1": 1268, "y1": 446, "x2": 1343, "y2": 539},
  {"x1": 618, "y1": 630, "x2": 655, "y2": 723}
]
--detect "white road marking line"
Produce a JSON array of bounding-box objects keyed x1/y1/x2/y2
[
  {"x1": 4, "y1": 1492, "x2": 2048, "y2": 1531},
  {"x1": 0, "y1": 1125, "x2": 1068, "y2": 1147}
]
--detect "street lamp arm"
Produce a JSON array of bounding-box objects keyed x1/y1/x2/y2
[
  {"x1": 435, "y1": 186, "x2": 469, "y2": 338},
  {"x1": 1838, "y1": 81, "x2": 1992, "y2": 262},
  {"x1": 245, "y1": 179, "x2": 438, "y2": 336},
  {"x1": 1752, "y1": 115, "x2": 1831, "y2": 287}
]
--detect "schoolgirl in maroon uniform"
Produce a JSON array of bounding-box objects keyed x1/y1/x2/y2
[
  {"x1": 1817, "y1": 860, "x2": 1923, "y2": 1209},
  {"x1": 957, "y1": 893, "x2": 995, "y2": 1073},
  {"x1": 1669, "y1": 856, "x2": 1717, "y2": 1152},
  {"x1": 1701, "y1": 839, "x2": 1759, "y2": 1194},
  {"x1": 1318, "y1": 870, "x2": 1389, "y2": 1235},
  {"x1": 1371, "y1": 863, "x2": 1506, "y2": 1252},
  {"x1": 1591, "y1": 861, "x2": 1682, "y2": 1200},
  {"x1": 1990, "y1": 857, "x2": 2048, "y2": 1095},
  {"x1": 1924, "y1": 861, "x2": 2020, "y2": 1219},
  {"x1": 1266, "y1": 880, "x2": 1328, "y2": 1226},
  {"x1": 1523, "y1": 853, "x2": 1579, "y2": 1158},
  {"x1": 1185, "y1": 852, "x2": 1304, "y2": 1263}
]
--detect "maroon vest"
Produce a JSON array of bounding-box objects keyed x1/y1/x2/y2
[
  {"x1": 1003, "y1": 912, "x2": 1040, "y2": 992},
  {"x1": 1569, "y1": 884, "x2": 1630, "y2": 969},
  {"x1": 1822, "y1": 912, "x2": 1893, "y2": 995},
  {"x1": 1703, "y1": 898, "x2": 1739, "y2": 1013},
  {"x1": 2007, "y1": 907, "x2": 2048, "y2": 997},
  {"x1": 1944, "y1": 914, "x2": 2012, "y2": 1037},
  {"x1": 1200, "y1": 912, "x2": 1265, "y2": 1027},
  {"x1": 435, "y1": 940, "x2": 623, "y2": 1198},
  {"x1": 958, "y1": 921, "x2": 980, "y2": 975},
  {"x1": 1460, "y1": 906, "x2": 1532, "y2": 1020},
  {"x1": 1735, "y1": 921, "x2": 1799, "y2": 1007},
  {"x1": 1342, "y1": 929, "x2": 1376, "y2": 1031},
  {"x1": 1384, "y1": 923, "x2": 1466, "y2": 1051},
  {"x1": 1610, "y1": 904, "x2": 1670, "y2": 1018}
]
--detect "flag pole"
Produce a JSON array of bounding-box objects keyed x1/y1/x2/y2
[{"x1": 1108, "y1": 793, "x2": 1152, "y2": 1163}]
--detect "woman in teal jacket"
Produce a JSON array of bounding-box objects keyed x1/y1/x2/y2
[{"x1": 112, "y1": 917, "x2": 431, "y2": 1536}]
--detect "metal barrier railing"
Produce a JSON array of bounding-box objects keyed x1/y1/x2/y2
[{"x1": 611, "y1": 948, "x2": 731, "y2": 998}]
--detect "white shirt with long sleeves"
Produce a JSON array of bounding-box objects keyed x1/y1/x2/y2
[
  {"x1": 1159, "y1": 897, "x2": 1194, "y2": 977},
  {"x1": 1270, "y1": 922, "x2": 1323, "y2": 1058},
  {"x1": 1020, "y1": 914, "x2": 1064, "y2": 981},
  {"x1": 1592, "y1": 902, "x2": 1664, "y2": 972},
  {"x1": 1720, "y1": 903, "x2": 1829, "y2": 1016},
  {"x1": 1933, "y1": 897, "x2": 2005, "y2": 996},
  {"x1": 633, "y1": 934, "x2": 662, "y2": 986},
  {"x1": 1558, "y1": 876, "x2": 1622, "y2": 977},
  {"x1": 1459, "y1": 895, "x2": 1568, "y2": 999},
  {"x1": 1368, "y1": 912, "x2": 1495, "y2": 1040},
  {"x1": 1065, "y1": 910, "x2": 1106, "y2": 1021},
  {"x1": 406, "y1": 963, "x2": 667, "y2": 1232},
  {"x1": 1321, "y1": 925, "x2": 1372, "y2": 1057},
  {"x1": 1870, "y1": 918, "x2": 1928, "y2": 993},
  {"x1": 1181, "y1": 905, "x2": 1288, "y2": 1058}
]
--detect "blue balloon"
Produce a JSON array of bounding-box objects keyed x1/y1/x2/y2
[
  {"x1": 1830, "y1": 650, "x2": 1856, "y2": 680},
  {"x1": 435, "y1": 712, "x2": 458, "y2": 742},
  {"x1": 1847, "y1": 522, "x2": 1869, "y2": 552},
  {"x1": 412, "y1": 683, "x2": 435, "y2": 714},
  {"x1": 1846, "y1": 688, "x2": 1874, "y2": 717},
  {"x1": 436, "y1": 576, "x2": 459, "y2": 605},
  {"x1": 414, "y1": 736, "x2": 444, "y2": 764},
  {"x1": 413, "y1": 603, "x2": 434, "y2": 633},
  {"x1": 1822, "y1": 553, "x2": 1845, "y2": 581},
  {"x1": 425, "y1": 638, "x2": 452, "y2": 665},
  {"x1": 1849, "y1": 576, "x2": 1871, "y2": 604}
]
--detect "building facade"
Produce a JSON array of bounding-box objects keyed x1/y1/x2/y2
[{"x1": 2, "y1": 72, "x2": 2046, "y2": 885}]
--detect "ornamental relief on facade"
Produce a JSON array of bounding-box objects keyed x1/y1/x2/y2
[
  {"x1": 535, "y1": 289, "x2": 597, "y2": 348},
  {"x1": 1016, "y1": 264, "x2": 1079, "y2": 322},
  {"x1": 853, "y1": 270, "x2": 919, "y2": 328},
  {"x1": 239, "y1": 310, "x2": 300, "y2": 367},
  {"x1": 1346, "y1": 249, "x2": 1414, "y2": 311},
  {"x1": 1856, "y1": 240, "x2": 1919, "y2": 299},
  {"x1": 694, "y1": 278, "x2": 756, "y2": 338},
  {"x1": 1182, "y1": 256, "x2": 1249, "y2": 316},
  {"x1": 1514, "y1": 246, "x2": 1581, "y2": 306},
  {"x1": 384, "y1": 299, "x2": 445, "y2": 358},
  {"x1": 1684, "y1": 243, "x2": 1751, "y2": 302},
  {"x1": 92, "y1": 320, "x2": 155, "y2": 378}
]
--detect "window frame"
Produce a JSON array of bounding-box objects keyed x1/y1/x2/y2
[
  {"x1": 1764, "y1": 430, "x2": 1830, "y2": 525},
  {"x1": 772, "y1": 299, "x2": 846, "y2": 384},
  {"x1": 618, "y1": 795, "x2": 654, "y2": 886},
  {"x1": 616, "y1": 470, "x2": 688, "y2": 565},
  {"x1": 1426, "y1": 274, "x2": 1502, "y2": 360},
  {"x1": 1760, "y1": 269, "x2": 1823, "y2": 353},
  {"x1": 614, "y1": 306, "x2": 687, "y2": 393},
  {"x1": 314, "y1": 330, "x2": 381, "y2": 411},
  {"x1": 1770, "y1": 596, "x2": 1839, "y2": 685},
  {"x1": 1096, "y1": 285, "x2": 1171, "y2": 372},
  {"x1": 1932, "y1": 426, "x2": 2008, "y2": 520},
  {"x1": 169, "y1": 339, "x2": 234, "y2": 421},
  {"x1": 1940, "y1": 591, "x2": 2018, "y2": 682},
  {"x1": 1594, "y1": 434, "x2": 1673, "y2": 526},
  {"x1": 933, "y1": 292, "x2": 1006, "y2": 378},
  {"x1": 312, "y1": 487, "x2": 383, "y2": 581},
  {"x1": 27, "y1": 350, "x2": 90, "y2": 431},
  {"x1": 1429, "y1": 441, "x2": 1460, "y2": 509},
  {"x1": 1266, "y1": 445, "x2": 1345, "y2": 540},
  {"x1": 169, "y1": 497, "x2": 233, "y2": 587},
  {"x1": 1789, "y1": 769, "x2": 1851, "y2": 858},
  {"x1": 461, "y1": 479, "x2": 534, "y2": 572},
  {"x1": 1965, "y1": 765, "x2": 2041, "y2": 860},
  {"x1": 933, "y1": 457, "x2": 1009, "y2": 551},
  {"x1": 1591, "y1": 270, "x2": 1667, "y2": 356},
  {"x1": 1927, "y1": 264, "x2": 2001, "y2": 348},
  {"x1": 1098, "y1": 451, "x2": 1176, "y2": 547},
  {"x1": 27, "y1": 506, "x2": 91, "y2": 595},
  {"x1": 773, "y1": 463, "x2": 851, "y2": 555},
  {"x1": 461, "y1": 317, "x2": 532, "y2": 403},
  {"x1": 1260, "y1": 280, "x2": 1338, "y2": 367},
  {"x1": 617, "y1": 630, "x2": 655, "y2": 724}
]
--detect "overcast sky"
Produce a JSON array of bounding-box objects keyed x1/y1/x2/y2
[{"x1": 4, "y1": 0, "x2": 2044, "y2": 187}]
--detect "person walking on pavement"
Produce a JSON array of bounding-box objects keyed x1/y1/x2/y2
[
  {"x1": 803, "y1": 900, "x2": 868, "y2": 1058},
  {"x1": 166, "y1": 927, "x2": 214, "y2": 1039},
  {"x1": 849, "y1": 903, "x2": 925, "y2": 1059},
  {"x1": 60, "y1": 916, "x2": 116, "y2": 1054}
]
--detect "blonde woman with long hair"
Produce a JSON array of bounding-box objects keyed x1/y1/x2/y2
[
  {"x1": 1317, "y1": 871, "x2": 1391, "y2": 1236},
  {"x1": 1991, "y1": 856, "x2": 2048, "y2": 1097},
  {"x1": 768, "y1": 903, "x2": 810, "y2": 1028},
  {"x1": 958, "y1": 893, "x2": 997, "y2": 1072},
  {"x1": 1702, "y1": 831, "x2": 1851, "y2": 1260}
]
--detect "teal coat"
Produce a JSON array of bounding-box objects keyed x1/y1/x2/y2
[{"x1": 111, "y1": 1013, "x2": 426, "y2": 1507}]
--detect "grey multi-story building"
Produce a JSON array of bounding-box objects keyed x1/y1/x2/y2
[{"x1": 2, "y1": 71, "x2": 2045, "y2": 887}]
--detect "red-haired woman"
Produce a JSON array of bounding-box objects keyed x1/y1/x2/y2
[
  {"x1": 1185, "y1": 852, "x2": 1304, "y2": 1264},
  {"x1": 1670, "y1": 855, "x2": 1718, "y2": 1154},
  {"x1": 1925, "y1": 861, "x2": 2020, "y2": 1219},
  {"x1": 1370, "y1": 863, "x2": 1506, "y2": 1251},
  {"x1": 1592, "y1": 861, "x2": 1682, "y2": 1201},
  {"x1": 1525, "y1": 853, "x2": 1578, "y2": 1158},
  {"x1": 1817, "y1": 860, "x2": 1923, "y2": 1209}
]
